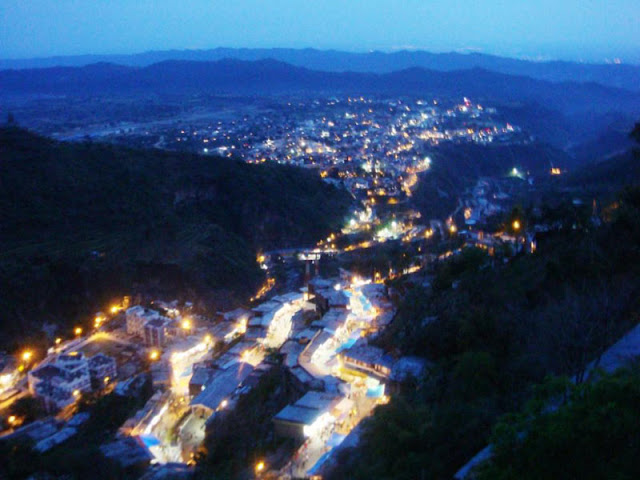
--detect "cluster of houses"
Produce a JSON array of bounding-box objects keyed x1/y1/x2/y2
[
  {"x1": 28, "y1": 351, "x2": 117, "y2": 409},
  {"x1": 10, "y1": 271, "x2": 427, "y2": 475}
]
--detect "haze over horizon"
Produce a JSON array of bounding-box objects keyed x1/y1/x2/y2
[{"x1": 2, "y1": 0, "x2": 639, "y2": 64}]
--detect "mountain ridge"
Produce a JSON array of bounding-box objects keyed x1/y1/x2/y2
[
  {"x1": 2, "y1": 47, "x2": 638, "y2": 91},
  {"x1": 2, "y1": 58, "x2": 639, "y2": 117}
]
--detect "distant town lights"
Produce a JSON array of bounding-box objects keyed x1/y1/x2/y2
[{"x1": 74, "y1": 327, "x2": 83, "y2": 336}]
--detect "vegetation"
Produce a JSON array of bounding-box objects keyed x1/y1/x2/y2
[
  {"x1": 478, "y1": 367, "x2": 640, "y2": 480},
  {"x1": 412, "y1": 141, "x2": 571, "y2": 219},
  {"x1": 196, "y1": 365, "x2": 300, "y2": 479},
  {"x1": 0, "y1": 127, "x2": 351, "y2": 348},
  {"x1": 0, "y1": 387, "x2": 152, "y2": 480}
]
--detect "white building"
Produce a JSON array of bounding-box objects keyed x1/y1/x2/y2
[
  {"x1": 28, "y1": 351, "x2": 117, "y2": 409},
  {"x1": 28, "y1": 352, "x2": 92, "y2": 409},
  {"x1": 88, "y1": 353, "x2": 117, "y2": 385},
  {"x1": 126, "y1": 306, "x2": 166, "y2": 337}
]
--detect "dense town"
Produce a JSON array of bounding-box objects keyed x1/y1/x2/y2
[{"x1": 0, "y1": 97, "x2": 569, "y2": 478}]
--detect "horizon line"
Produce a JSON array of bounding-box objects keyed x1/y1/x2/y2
[{"x1": 1, "y1": 46, "x2": 638, "y2": 67}]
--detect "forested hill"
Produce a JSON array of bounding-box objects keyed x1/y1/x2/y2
[{"x1": 0, "y1": 127, "x2": 352, "y2": 347}]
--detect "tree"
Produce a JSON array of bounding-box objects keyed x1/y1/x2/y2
[
  {"x1": 544, "y1": 281, "x2": 629, "y2": 383},
  {"x1": 630, "y1": 122, "x2": 640, "y2": 145},
  {"x1": 478, "y1": 367, "x2": 640, "y2": 480}
]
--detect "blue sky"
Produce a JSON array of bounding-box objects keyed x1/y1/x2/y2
[{"x1": 1, "y1": 0, "x2": 639, "y2": 62}]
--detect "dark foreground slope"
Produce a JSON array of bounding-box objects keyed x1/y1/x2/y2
[{"x1": 0, "y1": 127, "x2": 351, "y2": 347}]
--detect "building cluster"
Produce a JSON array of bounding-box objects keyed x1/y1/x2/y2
[
  {"x1": 28, "y1": 352, "x2": 116, "y2": 409},
  {"x1": 126, "y1": 305, "x2": 183, "y2": 348}
]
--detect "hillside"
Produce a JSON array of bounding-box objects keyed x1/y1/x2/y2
[
  {"x1": 1, "y1": 47, "x2": 638, "y2": 92},
  {"x1": 327, "y1": 132, "x2": 640, "y2": 480},
  {"x1": 0, "y1": 127, "x2": 352, "y2": 347},
  {"x1": 411, "y1": 142, "x2": 573, "y2": 219}
]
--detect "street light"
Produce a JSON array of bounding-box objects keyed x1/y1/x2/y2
[
  {"x1": 181, "y1": 319, "x2": 191, "y2": 330},
  {"x1": 74, "y1": 327, "x2": 83, "y2": 336},
  {"x1": 22, "y1": 351, "x2": 32, "y2": 362},
  {"x1": 149, "y1": 350, "x2": 160, "y2": 361},
  {"x1": 255, "y1": 461, "x2": 265, "y2": 474},
  {"x1": 512, "y1": 220, "x2": 521, "y2": 231}
]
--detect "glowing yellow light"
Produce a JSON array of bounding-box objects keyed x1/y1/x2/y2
[
  {"x1": 204, "y1": 334, "x2": 212, "y2": 344},
  {"x1": 513, "y1": 220, "x2": 521, "y2": 231},
  {"x1": 149, "y1": 350, "x2": 160, "y2": 361},
  {"x1": 449, "y1": 224, "x2": 457, "y2": 234},
  {"x1": 181, "y1": 319, "x2": 191, "y2": 330},
  {"x1": 55, "y1": 338, "x2": 62, "y2": 345},
  {"x1": 22, "y1": 351, "x2": 32, "y2": 362},
  {"x1": 220, "y1": 399, "x2": 228, "y2": 409},
  {"x1": 74, "y1": 327, "x2": 83, "y2": 336},
  {"x1": 8, "y1": 415, "x2": 16, "y2": 424},
  {"x1": 110, "y1": 306, "x2": 120, "y2": 314},
  {"x1": 72, "y1": 389, "x2": 81, "y2": 398},
  {"x1": 255, "y1": 461, "x2": 265, "y2": 473}
]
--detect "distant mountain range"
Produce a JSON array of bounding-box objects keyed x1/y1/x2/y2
[
  {"x1": 2, "y1": 48, "x2": 639, "y2": 92},
  {"x1": 2, "y1": 59, "x2": 639, "y2": 117}
]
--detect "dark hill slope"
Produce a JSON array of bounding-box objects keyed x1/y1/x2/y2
[{"x1": 0, "y1": 127, "x2": 351, "y2": 347}]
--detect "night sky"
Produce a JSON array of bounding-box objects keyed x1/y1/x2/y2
[{"x1": 1, "y1": 0, "x2": 639, "y2": 62}]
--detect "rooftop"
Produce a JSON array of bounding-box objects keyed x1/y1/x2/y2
[
  {"x1": 100, "y1": 437, "x2": 154, "y2": 468},
  {"x1": 190, "y1": 362, "x2": 254, "y2": 411},
  {"x1": 341, "y1": 342, "x2": 393, "y2": 369},
  {"x1": 273, "y1": 404, "x2": 323, "y2": 426}
]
